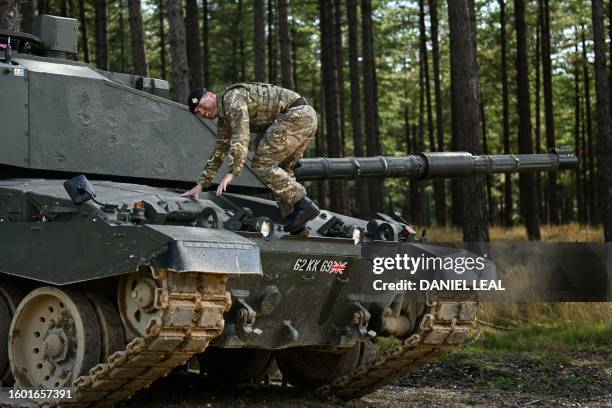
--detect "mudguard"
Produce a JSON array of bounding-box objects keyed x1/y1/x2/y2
[{"x1": 0, "y1": 223, "x2": 262, "y2": 285}]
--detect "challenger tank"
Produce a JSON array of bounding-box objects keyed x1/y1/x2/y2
[{"x1": 0, "y1": 15, "x2": 579, "y2": 406}]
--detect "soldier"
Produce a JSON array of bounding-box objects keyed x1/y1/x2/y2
[{"x1": 181, "y1": 83, "x2": 320, "y2": 233}]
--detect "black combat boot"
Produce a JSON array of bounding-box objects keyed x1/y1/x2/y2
[{"x1": 283, "y1": 197, "x2": 320, "y2": 233}]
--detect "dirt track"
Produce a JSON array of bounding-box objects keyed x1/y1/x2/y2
[{"x1": 120, "y1": 348, "x2": 612, "y2": 408}]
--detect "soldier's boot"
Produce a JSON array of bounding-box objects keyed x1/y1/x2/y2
[{"x1": 283, "y1": 197, "x2": 320, "y2": 233}]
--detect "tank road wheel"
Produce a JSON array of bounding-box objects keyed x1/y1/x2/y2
[
  {"x1": 117, "y1": 266, "x2": 162, "y2": 339},
  {"x1": 86, "y1": 292, "x2": 126, "y2": 362},
  {"x1": 0, "y1": 284, "x2": 23, "y2": 385},
  {"x1": 197, "y1": 347, "x2": 276, "y2": 384},
  {"x1": 8, "y1": 287, "x2": 101, "y2": 388},
  {"x1": 275, "y1": 341, "x2": 376, "y2": 389}
]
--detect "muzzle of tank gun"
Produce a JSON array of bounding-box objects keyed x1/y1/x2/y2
[{"x1": 294, "y1": 147, "x2": 578, "y2": 181}]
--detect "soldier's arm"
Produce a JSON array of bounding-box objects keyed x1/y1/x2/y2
[
  {"x1": 196, "y1": 122, "x2": 230, "y2": 188},
  {"x1": 225, "y1": 88, "x2": 251, "y2": 177}
]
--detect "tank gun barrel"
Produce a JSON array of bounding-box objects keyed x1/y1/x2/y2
[{"x1": 294, "y1": 147, "x2": 578, "y2": 181}]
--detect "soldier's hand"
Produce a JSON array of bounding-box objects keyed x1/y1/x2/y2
[
  {"x1": 180, "y1": 184, "x2": 203, "y2": 201},
  {"x1": 216, "y1": 174, "x2": 235, "y2": 196}
]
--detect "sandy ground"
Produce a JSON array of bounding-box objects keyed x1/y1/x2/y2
[{"x1": 120, "y1": 348, "x2": 612, "y2": 408}]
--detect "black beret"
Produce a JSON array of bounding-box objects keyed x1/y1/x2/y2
[{"x1": 188, "y1": 88, "x2": 207, "y2": 113}]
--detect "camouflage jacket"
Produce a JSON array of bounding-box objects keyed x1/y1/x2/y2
[{"x1": 197, "y1": 83, "x2": 301, "y2": 187}]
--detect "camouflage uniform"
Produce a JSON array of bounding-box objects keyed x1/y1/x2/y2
[{"x1": 197, "y1": 83, "x2": 318, "y2": 216}]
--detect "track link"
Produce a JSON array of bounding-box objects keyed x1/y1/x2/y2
[
  {"x1": 69, "y1": 269, "x2": 231, "y2": 407},
  {"x1": 2, "y1": 269, "x2": 231, "y2": 408},
  {"x1": 316, "y1": 300, "x2": 478, "y2": 400}
]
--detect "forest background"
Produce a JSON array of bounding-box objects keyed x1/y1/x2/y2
[
  {"x1": 2, "y1": 0, "x2": 612, "y2": 244},
  {"x1": 2, "y1": 4, "x2": 611, "y2": 403}
]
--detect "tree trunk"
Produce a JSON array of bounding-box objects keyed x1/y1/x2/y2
[
  {"x1": 316, "y1": 73, "x2": 327, "y2": 207},
  {"x1": 59, "y1": 0, "x2": 67, "y2": 16},
  {"x1": 334, "y1": 0, "x2": 346, "y2": 154},
  {"x1": 68, "y1": 0, "x2": 75, "y2": 17},
  {"x1": 184, "y1": 0, "x2": 202, "y2": 88},
  {"x1": 38, "y1": 0, "x2": 47, "y2": 15},
  {"x1": 417, "y1": 0, "x2": 432, "y2": 226},
  {"x1": 0, "y1": 0, "x2": 20, "y2": 31},
  {"x1": 346, "y1": 0, "x2": 370, "y2": 217},
  {"x1": 361, "y1": 0, "x2": 384, "y2": 213},
  {"x1": 202, "y1": 0, "x2": 209, "y2": 87},
  {"x1": 127, "y1": 0, "x2": 149, "y2": 77},
  {"x1": 167, "y1": 0, "x2": 190, "y2": 103},
  {"x1": 254, "y1": 0, "x2": 266, "y2": 82},
  {"x1": 447, "y1": 0, "x2": 489, "y2": 243},
  {"x1": 514, "y1": 0, "x2": 541, "y2": 240},
  {"x1": 610, "y1": 0, "x2": 612, "y2": 100},
  {"x1": 538, "y1": 0, "x2": 558, "y2": 224},
  {"x1": 268, "y1": 0, "x2": 277, "y2": 83},
  {"x1": 119, "y1": 0, "x2": 125, "y2": 72},
  {"x1": 534, "y1": 1, "x2": 544, "y2": 222},
  {"x1": 574, "y1": 37, "x2": 584, "y2": 224},
  {"x1": 409, "y1": 123, "x2": 422, "y2": 224},
  {"x1": 591, "y1": 0, "x2": 612, "y2": 241},
  {"x1": 416, "y1": 31, "x2": 428, "y2": 227},
  {"x1": 78, "y1": 0, "x2": 90, "y2": 63},
  {"x1": 277, "y1": 0, "x2": 294, "y2": 89},
  {"x1": 291, "y1": 19, "x2": 298, "y2": 91},
  {"x1": 609, "y1": 0, "x2": 612, "y2": 106},
  {"x1": 320, "y1": 0, "x2": 345, "y2": 213},
  {"x1": 21, "y1": 0, "x2": 34, "y2": 33},
  {"x1": 580, "y1": 76, "x2": 589, "y2": 224},
  {"x1": 498, "y1": 0, "x2": 513, "y2": 226},
  {"x1": 403, "y1": 78, "x2": 414, "y2": 219},
  {"x1": 480, "y1": 97, "x2": 494, "y2": 224},
  {"x1": 239, "y1": 0, "x2": 246, "y2": 81},
  {"x1": 582, "y1": 28, "x2": 596, "y2": 225},
  {"x1": 429, "y1": 0, "x2": 446, "y2": 227},
  {"x1": 94, "y1": 0, "x2": 108, "y2": 70}
]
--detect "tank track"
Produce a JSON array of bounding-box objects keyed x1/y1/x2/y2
[
  {"x1": 2, "y1": 270, "x2": 231, "y2": 408},
  {"x1": 316, "y1": 300, "x2": 478, "y2": 400}
]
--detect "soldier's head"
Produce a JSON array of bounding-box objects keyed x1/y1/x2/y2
[{"x1": 188, "y1": 89, "x2": 218, "y2": 120}]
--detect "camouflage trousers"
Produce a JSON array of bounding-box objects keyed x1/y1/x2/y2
[{"x1": 251, "y1": 104, "x2": 318, "y2": 217}]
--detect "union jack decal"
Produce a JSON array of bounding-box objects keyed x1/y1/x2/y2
[{"x1": 330, "y1": 261, "x2": 347, "y2": 275}]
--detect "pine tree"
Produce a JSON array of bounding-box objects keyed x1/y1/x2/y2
[
  {"x1": 499, "y1": 0, "x2": 513, "y2": 227},
  {"x1": 278, "y1": 0, "x2": 293, "y2": 89},
  {"x1": 185, "y1": 0, "x2": 202, "y2": 87},
  {"x1": 167, "y1": 0, "x2": 190, "y2": 103},
  {"x1": 447, "y1": 0, "x2": 489, "y2": 243},
  {"x1": 128, "y1": 0, "x2": 149, "y2": 77},
  {"x1": 429, "y1": 0, "x2": 447, "y2": 227},
  {"x1": 0, "y1": 0, "x2": 20, "y2": 31},
  {"x1": 514, "y1": 0, "x2": 541, "y2": 240},
  {"x1": 361, "y1": 0, "x2": 384, "y2": 212},
  {"x1": 94, "y1": 0, "x2": 108, "y2": 70},
  {"x1": 346, "y1": 0, "x2": 370, "y2": 217},
  {"x1": 254, "y1": 0, "x2": 266, "y2": 82},
  {"x1": 591, "y1": 0, "x2": 612, "y2": 241}
]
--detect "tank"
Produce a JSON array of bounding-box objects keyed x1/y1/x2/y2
[{"x1": 0, "y1": 16, "x2": 579, "y2": 405}]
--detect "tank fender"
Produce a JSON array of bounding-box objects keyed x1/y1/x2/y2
[
  {"x1": 147, "y1": 225, "x2": 263, "y2": 275},
  {"x1": 0, "y1": 223, "x2": 261, "y2": 285}
]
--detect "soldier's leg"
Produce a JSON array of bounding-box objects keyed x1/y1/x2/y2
[{"x1": 251, "y1": 105, "x2": 318, "y2": 217}]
